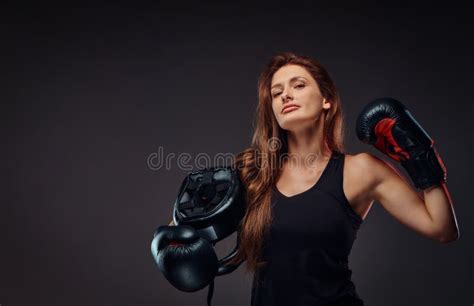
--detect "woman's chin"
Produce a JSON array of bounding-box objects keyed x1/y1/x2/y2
[{"x1": 279, "y1": 117, "x2": 316, "y2": 131}]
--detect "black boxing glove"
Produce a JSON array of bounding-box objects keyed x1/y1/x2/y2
[
  {"x1": 151, "y1": 225, "x2": 218, "y2": 292},
  {"x1": 356, "y1": 97, "x2": 447, "y2": 190}
]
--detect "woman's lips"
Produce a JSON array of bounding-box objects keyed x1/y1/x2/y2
[{"x1": 282, "y1": 105, "x2": 300, "y2": 114}]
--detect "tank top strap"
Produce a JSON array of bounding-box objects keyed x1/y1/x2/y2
[
  {"x1": 316, "y1": 150, "x2": 343, "y2": 193},
  {"x1": 317, "y1": 151, "x2": 364, "y2": 228}
]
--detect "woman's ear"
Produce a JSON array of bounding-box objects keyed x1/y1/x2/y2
[{"x1": 322, "y1": 98, "x2": 331, "y2": 109}]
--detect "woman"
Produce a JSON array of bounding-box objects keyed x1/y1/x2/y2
[{"x1": 225, "y1": 52, "x2": 459, "y2": 306}]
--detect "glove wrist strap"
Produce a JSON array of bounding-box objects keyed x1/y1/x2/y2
[{"x1": 401, "y1": 146, "x2": 447, "y2": 190}]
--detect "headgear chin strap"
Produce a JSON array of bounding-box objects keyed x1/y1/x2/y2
[{"x1": 172, "y1": 166, "x2": 246, "y2": 305}]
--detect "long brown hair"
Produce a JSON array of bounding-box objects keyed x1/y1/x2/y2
[{"x1": 228, "y1": 52, "x2": 346, "y2": 274}]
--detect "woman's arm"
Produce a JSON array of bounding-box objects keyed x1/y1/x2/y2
[
  {"x1": 356, "y1": 152, "x2": 459, "y2": 243},
  {"x1": 422, "y1": 183, "x2": 459, "y2": 242}
]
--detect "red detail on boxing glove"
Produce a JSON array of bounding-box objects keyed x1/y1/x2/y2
[
  {"x1": 433, "y1": 145, "x2": 448, "y2": 180},
  {"x1": 374, "y1": 118, "x2": 410, "y2": 162}
]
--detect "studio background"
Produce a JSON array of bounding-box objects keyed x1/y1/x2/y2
[{"x1": 2, "y1": 3, "x2": 472, "y2": 306}]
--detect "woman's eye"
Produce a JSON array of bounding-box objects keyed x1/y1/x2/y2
[{"x1": 272, "y1": 84, "x2": 304, "y2": 97}]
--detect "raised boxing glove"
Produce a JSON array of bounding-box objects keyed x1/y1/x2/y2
[{"x1": 355, "y1": 97, "x2": 447, "y2": 190}]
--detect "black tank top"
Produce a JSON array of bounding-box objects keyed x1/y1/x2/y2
[{"x1": 251, "y1": 150, "x2": 364, "y2": 306}]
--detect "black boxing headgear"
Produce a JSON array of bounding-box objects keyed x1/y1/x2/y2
[{"x1": 173, "y1": 165, "x2": 246, "y2": 275}]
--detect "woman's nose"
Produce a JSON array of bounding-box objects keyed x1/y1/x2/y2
[{"x1": 281, "y1": 90, "x2": 293, "y2": 102}]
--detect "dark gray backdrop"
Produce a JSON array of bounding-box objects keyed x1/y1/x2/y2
[{"x1": 2, "y1": 3, "x2": 472, "y2": 306}]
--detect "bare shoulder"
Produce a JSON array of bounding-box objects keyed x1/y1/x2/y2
[
  {"x1": 346, "y1": 152, "x2": 399, "y2": 188},
  {"x1": 342, "y1": 152, "x2": 386, "y2": 220}
]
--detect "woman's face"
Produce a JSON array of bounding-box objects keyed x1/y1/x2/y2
[{"x1": 270, "y1": 64, "x2": 330, "y2": 131}]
